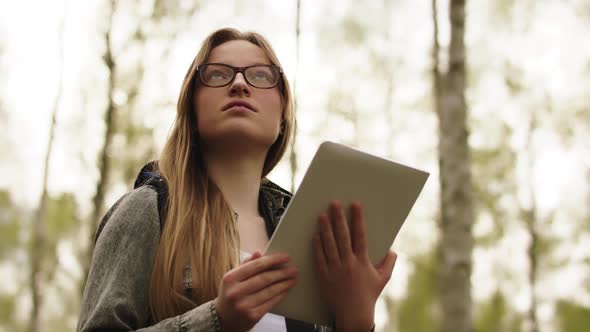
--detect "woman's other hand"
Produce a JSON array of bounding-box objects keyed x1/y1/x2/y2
[
  {"x1": 215, "y1": 251, "x2": 298, "y2": 331},
  {"x1": 313, "y1": 201, "x2": 397, "y2": 332}
]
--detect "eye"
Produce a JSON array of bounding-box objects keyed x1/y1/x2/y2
[
  {"x1": 208, "y1": 70, "x2": 229, "y2": 81},
  {"x1": 248, "y1": 68, "x2": 273, "y2": 82}
]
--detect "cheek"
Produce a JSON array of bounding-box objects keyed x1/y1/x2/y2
[
  {"x1": 194, "y1": 90, "x2": 216, "y2": 128},
  {"x1": 268, "y1": 92, "x2": 284, "y2": 124}
]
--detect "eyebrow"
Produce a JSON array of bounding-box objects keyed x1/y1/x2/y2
[{"x1": 206, "y1": 60, "x2": 272, "y2": 66}]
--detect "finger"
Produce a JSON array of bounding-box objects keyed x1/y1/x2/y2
[
  {"x1": 350, "y1": 202, "x2": 368, "y2": 258},
  {"x1": 249, "y1": 288, "x2": 292, "y2": 323},
  {"x1": 330, "y1": 201, "x2": 353, "y2": 260},
  {"x1": 237, "y1": 265, "x2": 298, "y2": 296},
  {"x1": 241, "y1": 250, "x2": 262, "y2": 264},
  {"x1": 226, "y1": 253, "x2": 291, "y2": 282},
  {"x1": 375, "y1": 250, "x2": 397, "y2": 282},
  {"x1": 319, "y1": 212, "x2": 339, "y2": 265},
  {"x1": 243, "y1": 277, "x2": 297, "y2": 308},
  {"x1": 312, "y1": 233, "x2": 328, "y2": 278}
]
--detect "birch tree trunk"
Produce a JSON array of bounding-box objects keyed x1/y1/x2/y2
[
  {"x1": 81, "y1": 0, "x2": 116, "y2": 291},
  {"x1": 523, "y1": 110, "x2": 539, "y2": 332},
  {"x1": 432, "y1": 0, "x2": 442, "y2": 117},
  {"x1": 29, "y1": 7, "x2": 65, "y2": 332},
  {"x1": 289, "y1": 0, "x2": 301, "y2": 192},
  {"x1": 91, "y1": 0, "x2": 116, "y2": 232},
  {"x1": 383, "y1": 0, "x2": 396, "y2": 157},
  {"x1": 435, "y1": 1, "x2": 474, "y2": 331}
]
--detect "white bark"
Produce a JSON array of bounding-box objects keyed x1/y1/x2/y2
[
  {"x1": 30, "y1": 5, "x2": 66, "y2": 332},
  {"x1": 435, "y1": 1, "x2": 474, "y2": 331},
  {"x1": 289, "y1": 0, "x2": 301, "y2": 192}
]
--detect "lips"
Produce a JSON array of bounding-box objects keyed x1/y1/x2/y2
[{"x1": 223, "y1": 100, "x2": 256, "y2": 112}]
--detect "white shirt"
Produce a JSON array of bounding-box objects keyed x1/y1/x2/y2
[{"x1": 239, "y1": 250, "x2": 288, "y2": 332}]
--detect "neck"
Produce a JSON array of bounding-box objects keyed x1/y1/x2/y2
[{"x1": 204, "y1": 143, "x2": 268, "y2": 220}]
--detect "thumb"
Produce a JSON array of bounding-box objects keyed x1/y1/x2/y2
[{"x1": 374, "y1": 250, "x2": 397, "y2": 281}]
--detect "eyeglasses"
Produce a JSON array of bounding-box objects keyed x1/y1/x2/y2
[{"x1": 196, "y1": 63, "x2": 282, "y2": 89}]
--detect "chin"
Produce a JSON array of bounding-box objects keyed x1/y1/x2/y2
[{"x1": 202, "y1": 129, "x2": 279, "y2": 150}]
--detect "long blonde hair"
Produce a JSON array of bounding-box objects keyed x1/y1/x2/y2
[{"x1": 149, "y1": 28, "x2": 294, "y2": 321}]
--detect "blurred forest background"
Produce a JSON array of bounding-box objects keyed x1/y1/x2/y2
[{"x1": 1, "y1": 0, "x2": 589, "y2": 331}]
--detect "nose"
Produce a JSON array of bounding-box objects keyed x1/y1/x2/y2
[{"x1": 229, "y1": 72, "x2": 250, "y2": 96}]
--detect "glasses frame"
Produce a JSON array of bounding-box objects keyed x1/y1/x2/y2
[{"x1": 196, "y1": 63, "x2": 283, "y2": 89}]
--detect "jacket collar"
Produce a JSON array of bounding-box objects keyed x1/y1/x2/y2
[
  {"x1": 135, "y1": 161, "x2": 293, "y2": 232},
  {"x1": 259, "y1": 178, "x2": 292, "y2": 233}
]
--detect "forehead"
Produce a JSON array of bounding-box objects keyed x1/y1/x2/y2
[{"x1": 207, "y1": 40, "x2": 271, "y2": 66}]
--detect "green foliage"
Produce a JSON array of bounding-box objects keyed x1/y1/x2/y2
[
  {"x1": 46, "y1": 193, "x2": 80, "y2": 241},
  {"x1": 151, "y1": 0, "x2": 200, "y2": 22},
  {"x1": 0, "y1": 293, "x2": 15, "y2": 326},
  {"x1": 475, "y1": 291, "x2": 522, "y2": 332},
  {"x1": 0, "y1": 190, "x2": 21, "y2": 259},
  {"x1": 117, "y1": 117, "x2": 156, "y2": 186},
  {"x1": 341, "y1": 15, "x2": 367, "y2": 46},
  {"x1": 555, "y1": 299, "x2": 590, "y2": 332},
  {"x1": 43, "y1": 193, "x2": 81, "y2": 281},
  {"x1": 476, "y1": 291, "x2": 506, "y2": 332},
  {"x1": 108, "y1": 1, "x2": 162, "y2": 188},
  {"x1": 488, "y1": 0, "x2": 535, "y2": 32},
  {"x1": 471, "y1": 124, "x2": 517, "y2": 247},
  {"x1": 0, "y1": 190, "x2": 25, "y2": 331},
  {"x1": 0, "y1": 294, "x2": 26, "y2": 331},
  {"x1": 503, "y1": 61, "x2": 526, "y2": 96},
  {"x1": 396, "y1": 253, "x2": 438, "y2": 332},
  {"x1": 317, "y1": 2, "x2": 369, "y2": 52},
  {"x1": 532, "y1": 228, "x2": 559, "y2": 266}
]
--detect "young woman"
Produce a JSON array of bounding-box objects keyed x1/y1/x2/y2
[{"x1": 77, "y1": 28, "x2": 397, "y2": 332}]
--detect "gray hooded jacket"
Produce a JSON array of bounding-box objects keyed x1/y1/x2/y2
[{"x1": 77, "y1": 175, "x2": 331, "y2": 332}]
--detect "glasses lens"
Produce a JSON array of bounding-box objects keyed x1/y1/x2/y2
[
  {"x1": 200, "y1": 64, "x2": 234, "y2": 87},
  {"x1": 245, "y1": 66, "x2": 279, "y2": 88}
]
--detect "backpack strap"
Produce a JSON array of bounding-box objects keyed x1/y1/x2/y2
[
  {"x1": 133, "y1": 161, "x2": 168, "y2": 231},
  {"x1": 94, "y1": 162, "x2": 169, "y2": 245}
]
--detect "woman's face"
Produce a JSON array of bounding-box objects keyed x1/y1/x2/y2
[{"x1": 195, "y1": 40, "x2": 283, "y2": 151}]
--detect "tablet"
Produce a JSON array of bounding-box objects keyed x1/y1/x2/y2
[{"x1": 265, "y1": 141, "x2": 429, "y2": 326}]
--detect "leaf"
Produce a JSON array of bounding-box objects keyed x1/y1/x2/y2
[
  {"x1": 341, "y1": 15, "x2": 367, "y2": 46},
  {"x1": 0, "y1": 293, "x2": 15, "y2": 324},
  {"x1": 474, "y1": 289, "x2": 525, "y2": 332},
  {"x1": 0, "y1": 190, "x2": 21, "y2": 259},
  {"x1": 45, "y1": 193, "x2": 80, "y2": 242},
  {"x1": 396, "y1": 253, "x2": 439, "y2": 332},
  {"x1": 555, "y1": 299, "x2": 590, "y2": 332},
  {"x1": 476, "y1": 291, "x2": 507, "y2": 332},
  {"x1": 42, "y1": 192, "x2": 81, "y2": 281},
  {"x1": 471, "y1": 134, "x2": 518, "y2": 247}
]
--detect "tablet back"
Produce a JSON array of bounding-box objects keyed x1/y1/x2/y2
[{"x1": 266, "y1": 141, "x2": 429, "y2": 325}]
